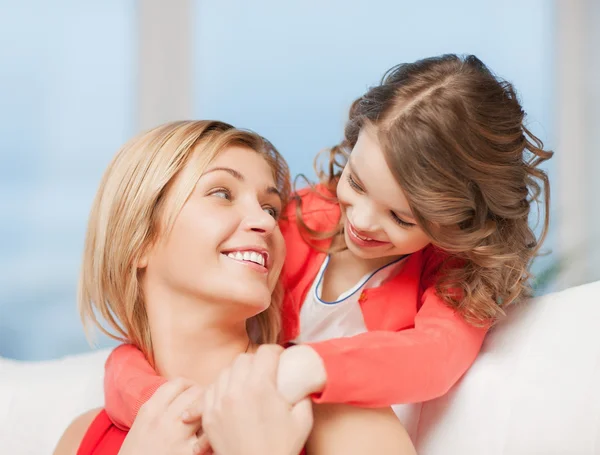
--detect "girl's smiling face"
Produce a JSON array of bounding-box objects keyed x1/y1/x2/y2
[{"x1": 337, "y1": 127, "x2": 431, "y2": 261}]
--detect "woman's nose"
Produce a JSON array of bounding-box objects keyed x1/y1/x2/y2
[{"x1": 242, "y1": 206, "x2": 277, "y2": 235}]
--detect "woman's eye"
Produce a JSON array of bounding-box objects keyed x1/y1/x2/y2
[
  {"x1": 210, "y1": 189, "x2": 231, "y2": 200},
  {"x1": 264, "y1": 206, "x2": 280, "y2": 219}
]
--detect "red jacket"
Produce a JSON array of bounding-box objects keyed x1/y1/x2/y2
[
  {"x1": 103, "y1": 185, "x2": 488, "y2": 428},
  {"x1": 280, "y1": 186, "x2": 488, "y2": 406}
]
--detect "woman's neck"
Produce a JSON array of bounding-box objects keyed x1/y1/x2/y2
[
  {"x1": 145, "y1": 287, "x2": 254, "y2": 387},
  {"x1": 152, "y1": 325, "x2": 251, "y2": 387}
]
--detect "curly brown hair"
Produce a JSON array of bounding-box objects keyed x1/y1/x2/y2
[{"x1": 299, "y1": 54, "x2": 552, "y2": 324}]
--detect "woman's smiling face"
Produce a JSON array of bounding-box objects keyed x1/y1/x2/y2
[{"x1": 141, "y1": 145, "x2": 286, "y2": 317}]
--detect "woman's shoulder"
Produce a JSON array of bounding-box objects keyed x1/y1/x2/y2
[{"x1": 53, "y1": 408, "x2": 102, "y2": 455}]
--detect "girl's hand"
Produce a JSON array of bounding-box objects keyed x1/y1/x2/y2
[
  {"x1": 197, "y1": 344, "x2": 313, "y2": 455},
  {"x1": 118, "y1": 378, "x2": 209, "y2": 455},
  {"x1": 276, "y1": 344, "x2": 327, "y2": 404}
]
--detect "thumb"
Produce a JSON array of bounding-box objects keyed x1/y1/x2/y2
[{"x1": 181, "y1": 398, "x2": 204, "y2": 423}]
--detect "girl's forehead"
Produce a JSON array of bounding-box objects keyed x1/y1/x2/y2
[{"x1": 351, "y1": 129, "x2": 413, "y2": 216}]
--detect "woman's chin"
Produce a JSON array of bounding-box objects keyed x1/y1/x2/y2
[{"x1": 228, "y1": 290, "x2": 272, "y2": 314}]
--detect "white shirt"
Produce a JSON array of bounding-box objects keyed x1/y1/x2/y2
[
  {"x1": 294, "y1": 255, "x2": 406, "y2": 343},
  {"x1": 293, "y1": 254, "x2": 422, "y2": 440}
]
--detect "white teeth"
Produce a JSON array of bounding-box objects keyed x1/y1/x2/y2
[
  {"x1": 352, "y1": 226, "x2": 373, "y2": 241},
  {"x1": 226, "y1": 251, "x2": 266, "y2": 267},
  {"x1": 257, "y1": 253, "x2": 266, "y2": 267}
]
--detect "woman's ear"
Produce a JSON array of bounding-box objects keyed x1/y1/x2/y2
[
  {"x1": 138, "y1": 252, "x2": 149, "y2": 269},
  {"x1": 137, "y1": 242, "x2": 152, "y2": 269}
]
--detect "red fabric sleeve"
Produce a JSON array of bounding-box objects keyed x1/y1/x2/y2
[
  {"x1": 307, "y1": 289, "x2": 489, "y2": 406},
  {"x1": 103, "y1": 344, "x2": 166, "y2": 430}
]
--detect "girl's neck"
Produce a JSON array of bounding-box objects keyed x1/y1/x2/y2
[
  {"x1": 320, "y1": 234, "x2": 404, "y2": 302},
  {"x1": 330, "y1": 232, "x2": 402, "y2": 275}
]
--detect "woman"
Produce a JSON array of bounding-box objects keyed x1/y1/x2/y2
[{"x1": 53, "y1": 120, "x2": 416, "y2": 455}]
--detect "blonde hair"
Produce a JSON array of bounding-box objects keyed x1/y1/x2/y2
[{"x1": 79, "y1": 120, "x2": 291, "y2": 361}]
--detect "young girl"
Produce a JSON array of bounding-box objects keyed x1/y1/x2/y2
[{"x1": 103, "y1": 54, "x2": 552, "y2": 439}]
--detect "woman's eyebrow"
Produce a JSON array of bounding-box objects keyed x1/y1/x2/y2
[{"x1": 202, "y1": 166, "x2": 281, "y2": 200}]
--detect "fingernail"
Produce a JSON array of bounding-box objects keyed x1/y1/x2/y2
[{"x1": 181, "y1": 410, "x2": 190, "y2": 421}]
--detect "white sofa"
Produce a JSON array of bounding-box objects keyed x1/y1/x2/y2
[{"x1": 1, "y1": 280, "x2": 599, "y2": 455}]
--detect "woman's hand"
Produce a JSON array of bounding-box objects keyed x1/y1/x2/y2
[
  {"x1": 118, "y1": 378, "x2": 208, "y2": 455},
  {"x1": 198, "y1": 344, "x2": 313, "y2": 455},
  {"x1": 182, "y1": 344, "x2": 326, "y2": 418}
]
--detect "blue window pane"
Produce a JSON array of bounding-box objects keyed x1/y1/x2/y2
[
  {"x1": 193, "y1": 0, "x2": 556, "y2": 286},
  {"x1": 0, "y1": 1, "x2": 136, "y2": 360}
]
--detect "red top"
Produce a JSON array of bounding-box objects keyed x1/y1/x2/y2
[
  {"x1": 77, "y1": 410, "x2": 127, "y2": 455},
  {"x1": 76, "y1": 409, "x2": 305, "y2": 455},
  {"x1": 103, "y1": 185, "x2": 489, "y2": 428}
]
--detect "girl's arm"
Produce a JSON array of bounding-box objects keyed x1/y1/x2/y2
[
  {"x1": 105, "y1": 287, "x2": 488, "y2": 428},
  {"x1": 278, "y1": 289, "x2": 489, "y2": 406},
  {"x1": 104, "y1": 344, "x2": 166, "y2": 429}
]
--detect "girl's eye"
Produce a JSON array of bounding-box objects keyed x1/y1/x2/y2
[
  {"x1": 210, "y1": 188, "x2": 231, "y2": 200},
  {"x1": 347, "y1": 173, "x2": 363, "y2": 192},
  {"x1": 264, "y1": 206, "x2": 280, "y2": 219},
  {"x1": 391, "y1": 211, "x2": 416, "y2": 228}
]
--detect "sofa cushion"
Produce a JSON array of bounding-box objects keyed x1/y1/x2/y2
[
  {"x1": 0, "y1": 349, "x2": 108, "y2": 454},
  {"x1": 416, "y1": 281, "x2": 600, "y2": 455}
]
